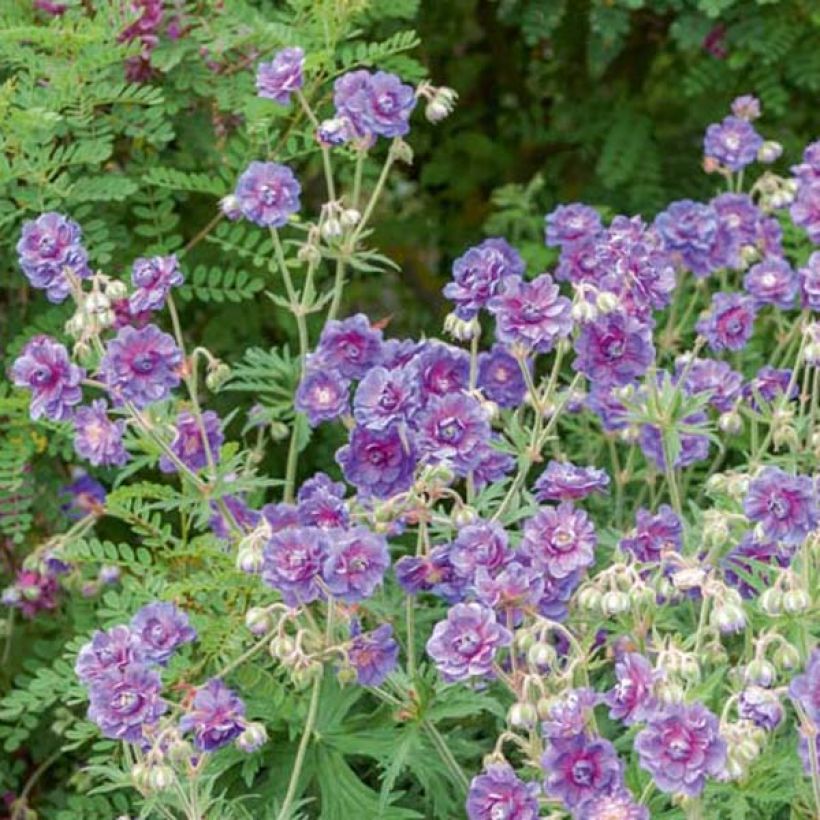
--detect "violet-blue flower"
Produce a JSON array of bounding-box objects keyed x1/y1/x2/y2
[
  {"x1": 336, "y1": 423, "x2": 416, "y2": 499},
  {"x1": 72, "y1": 400, "x2": 129, "y2": 467},
  {"x1": 738, "y1": 686, "x2": 784, "y2": 731},
  {"x1": 696, "y1": 291, "x2": 757, "y2": 352},
  {"x1": 416, "y1": 341, "x2": 469, "y2": 400},
  {"x1": 789, "y1": 650, "x2": 820, "y2": 724},
  {"x1": 791, "y1": 177, "x2": 820, "y2": 244},
  {"x1": 620, "y1": 505, "x2": 682, "y2": 564},
  {"x1": 447, "y1": 519, "x2": 511, "y2": 582},
  {"x1": 521, "y1": 502, "x2": 597, "y2": 579},
  {"x1": 130, "y1": 601, "x2": 197, "y2": 665},
  {"x1": 743, "y1": 257, "x2": 797, "y2": 309},
  {"x1": 799, "y1": 251, "x2": 820, "y2": 310},
  {"x1": 256, "y1": 47, "x2": 304, "y2": 104},
  {"x1": 312, "y1": 313, "x2": 383, "y2": 379},
  {"x1": 159, "y1": 410, "x2": 224, "y2": 473},
  {"x1": 444, "y1": 237, "x2": 525, "y2": 319},
  {"x1": 604, "y1": 652, "x2": 658, "y2": 725},
  {"x1": 75, "y1": 625, "x2": 145, "y2": 684},
  {"x1": 333, "y1": 69, "x2": 416, "y2": 139},
  {"x1": 466, "y1": 762, "x2": 540, "y2": 820},
  {"x1": 488, "y1": 273, "x2": 573, "y2": 353},
  {"x1": 129, "y1": 255, "x2": 183, "y2": 313},
  {"x1": 295, "y1": 369, "x2": 350, "y2": 426},
  {"x1": 634, "y1": 703, "x2": 727, "y2": 796},
  {"x1": 347, "y1": 622, "x2": 398, "y2": 687},
  {"x1": 474, "y1": 560, "x2": 544, "y2": 623},
  {"x1": 533, "y1": 460, "x2": 610, "y2": 503},
  {"x1": 639, "y1": 411, "x2": 710, "y2": 471},
  {"x1": 477, "y1": 344, "x2": 527, "y2": 408},
  {"x1": 87, "y1": 665, "x2": 166, "y2": 743},
  {"x1": 723, "y1": 531, "x2": 795, "y2": 599},
  {"x1": 99, "y1": 324, "x2": 182, "y2": 408},
  {"x1": 234, "y1": 161, "x2": 301, "y2": 227},
  {"x1": 179, "y1": 678, "x2": 246, "y2": 751},
  {"x1": 322, "y1": 525, "x2": 389, "y2": 602},
  {"x1": 743, "y1": 467, "x2": 818, "y2": 545},
  {"x1": 541, "y1": 687, "x2": 599, "y2": 740},
  {"x1": 297, "y1": 473, "x2": 349, "y2": 530},
  {"x1": 654, "y1": 200, "x2": 719, "y2": 277},
  {"x1": 17, "y1": 212, "x2": 91, "y2": 303},
  {"x1": 704, "y1": 115, "x2": 763, "y2": 171},
  {"x1": 12, "y1": 335, "x2": 84, "y2": 421},
  {"x1": 675, "y1": 356, "x2": 742, "y2": 413},
  {"x1": 574, "y1": 789, "x2": 649, "y2": 820},
  {"x1": 425, "y1": 602, "x2": 511, "y2": 682},
  {"x1": 353, "y1": 364, "x2": 419, "y2": 429},
  {"x1": 544, "y1": 203, "x2": 602, "y2": 249},
  {"x1": 261, "y1": 526, "x2": 328, "y2": 606}
]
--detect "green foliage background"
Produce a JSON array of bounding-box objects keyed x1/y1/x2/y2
[{"x1": 0, "y1": 0, "x2": 818, "y2": 817}]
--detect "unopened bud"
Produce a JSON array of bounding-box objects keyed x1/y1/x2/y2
[
  {"x1": 424, "y1": 86, "x2": 458, "y2": 123},
  {"x1": 167, "y1": 738, "x2": 194, "y2": 764},
  {"x1": 205, "y1": 362, "x2": 231, "y2": 391},
  {"x1": 321, "y1": 217, "x2": 343, "y2": 240},
  {"x1": 508, "y1": 702, "x2": 537, "y2": 728},
  {"x1": 336, "y1": 665, "x2": 358, "y2": 686},
  {"x1": 236, "y1": 546, "x2": 264, "y2": 574},
  {"x1": 527, "y1": 642, "x2": 556, "y2": 669},
  {"x1": 220, "y1": 194, "x2": 242, "y2": 220},
  {"x1": 147, "y1": 764, "x2": 175, "y2": 792},
  {"x1": 105, "y1": 280, "x2": 128, "y2": 301},
  {"x1": 718, "y1": 411, "x2": 742, "y2": 435},
  {"x1": 711, "y1": 601, "x2": 746, "y2": 634},
  {"x1": 451, "y1": 506, "x2": 477, "y2": 527},
  {"x1": 782, "y1": 588, "x2": 810, "y2": 614},
  {"x1": 270, "y1": 635, "x2": 296, "y2": 661},
  {"x1": 601, "y1": 589, "x2": 630, "y2": 616},
  {"x1": 744, "y1": 658, "x2": 776, "y2": 687},
  {"x1": 658, "y1": 681, "x2": 685, "y2": 705},
  {"x1": 245, "y1": 607, "x2": 272, "y2": 635},
  {"x1": 236, "y1": 722, "x2": 268, "y2": 752},
  {"x1": 595, "y1": 291, "x2": 620, "y2": 314},
  {"x1": 340, "y1": 208, "x2": 361, "y2": 228},
  {"x1": 571, "y1": 299, "x2": 598, "y2": 323},
  {"x1": 759, "y1": 587, "x2": 782, "y2": 616},
  {"x1": 757, "y1": 141, "x2": 783, "y2": 163},
  {"x1": 773, "y1": 642, "x2": 801, "y2": 671},
  {"x1": 443, "y1": 312, "x2": 480, "y2": 341},
  {"x1": 578, "y1": 586, "x2": 602, "y2": 611},
  {"x1": 390, "y1": 139, "x2": 413, "y2": 165}
]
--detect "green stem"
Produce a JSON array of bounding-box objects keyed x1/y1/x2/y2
[
  {"x1": 327, "y1": 258, "x2": 346, "y2": 323},
  {"x1": 422, "y1": 720, "x2": 470, "y2": 793},
  {"x1": 277, "y1": 672, "x2": 323, "y2": 820}
]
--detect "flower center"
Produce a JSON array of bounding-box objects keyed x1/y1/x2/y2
[
  {"x1": 131, "y1": 352, "x2": 156, "y2": 374},
  {"x1": 438, "y1": 416, "x2": 464, "y2": 443},
  {"x1": 455, "y1": 629, "x2": 480, "y2": 655},
  {"x1": 571, "y1": 758, "x2": 595, "y2": 786}
]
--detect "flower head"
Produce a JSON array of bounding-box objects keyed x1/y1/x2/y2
[
  {"x1": 312, "y1": 313, "x2": 383, "y2": 380},
  {"x1": 73, "y1": 400, "x2": 128, "y2": 467},
  {"x1": 87, "y1": 664, "x2": 166, "y2": 742},
  {"x1": 488, "y1": 273, "x2": 573, "y2": 353},
  {"x1": 17, "y1": 212, "x2": 91, "y2": 302},
  {"x1": 743, "y1": 257, "x2": 797, "y2": 309},
  {"x1": 542, "y1": 734, "x2": 623, "y2": 810},
  {"x1": 545, "y1": 203, "x2": 602, "y2": 249},
  {"x1": 159, "y1": 410, "x2": 223, "y2": 473},
  {"x1": 731, "y1": 95, "x2": 761, "y2": 121},
  {"x1": 130, "y1": 601, "x2": 197, "y2": 665},
  {"x1": 635, "y1": 703, "x2": 726, "y2": 796},
  {"x1": 574, "y1": 789, "x2": 649, "y2": 820},
  {"x1": 75, "y1": 625, "x2": 145, "y2": 684},
  {"x1": 416, "y1": 341, "x2": 469, "y2": 400},
  {"x1": 466, "y1": 762, "x2": 540, "y2": 820},
  {"x1": 572, "y1": 312, "x2": 654, "y2": 387},
  {"x1": 261, "y1": 526, "x2": 328, "y2": 606},
  {"x1": 426, "y1": 602, "x2": 511, "y2": 681},
  {"x1": 738, "y1": 686, "x2": 784, "y2": 730},
  {"x1": 347, "y1": 622, "x2": 399, "y2": 686},
  {"x1": 521, "y1": 503, "x2": 597, "y2": 579},
  {"x1": 234, "y1": 161, "x2": 301, "y2": 227},
  {"x1": 444, "y1": 238, "x2": 525, "y2": 319},
  {"x1": 353, "y1": 364, "x2": 419, "y2": 429},
  {"x1": 743, "y1": 467, "x2": 818, "y2": 545},
  {"x1": 295, "y1": 369, "x2": 350, "y2": 426},
  {"x1": 620, "y1": 505, "x2": 682, "y2": 564},
  {"x1": 477, "y1": 345, "x2": 527, "y2": 408},
  {"x1": 99, "y1": 324, "x2": 182, "y2": 408},
  {"x1": 336, "y1": 423, "x2": 416, "y2": 499},
  {"x1": 12, "y1": 335, "x2": 84, "y2": 421},
  {"x1": 297, "y1": 473, "x2": 349, "y2": 530},
  {"x1": 704, "y1": 115, "x2": 763, "y2": 171},
  {"x1": 322, "y1": 526, "x2": 389, "y2": 602},
  {"x1": 447, "y1": 520, "x2": 511, "y2": 582},
  {"x1": 179, "y1": 678, "x2": 246, "y2": 751},
  {"x1": 129, "y1": 255, "x2": 183, "y2": 313},
  {"x1": 533, "y1": 461, "x2": 610, "y2": 503},
  {"x1": 654, "y1": 200, "x2": 719, "y2": 277},
  {"x1": 676, "y1": 356, "x2": 742, "y2": 413},
  {"x1": 723, "y1": 531, "x2": 795, "y2": 598},
  {"x1": 799, "y1": 252, "x2": 820, "y2": 310},
  {"x1": 604, "y1": 653, "x2": 658, "y2": 725},
  {"x1": 541, "y1": 687, "x2": 599, "y2": 740},
  {"x1": 696, "y1": 291, "x2": 757, "y2": 351},
  {"x1": 333, "y1": 69, "x2": 416, "y2": 139},
  {"x1": 789, "y1": 649, "x2": 820, "y2": 724},
  {"x1": 256, "y1": 47, "x2": 304, "y2": 104}
]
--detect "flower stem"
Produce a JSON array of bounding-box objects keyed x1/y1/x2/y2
[{"x1": 277, "y1": 671, "x2": 323, "y2": 820}]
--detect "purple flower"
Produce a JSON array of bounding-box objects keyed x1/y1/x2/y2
[
  {"x1": 620, "y1": 505, "x2": 682, "y2": 563},
  {"x1": 743, "y1": 257, "x2": 797, "y2": 309},
  {"x1": 654, "y1": 200, "x2": 719, "y2": 277},
  {"x1": 791, "y1": 177, "x2": 820, "y2": 244},
  {"x1": 696, "y1": 292, "x2": 757, "y2": 351},
  {"x1": 295, "y1": 369, "x2": 350, "y2": 426},
  {"x1": 312, "y1": 313, "x2": 383, "y2": 380},
  {"x1": 743, "y1": 467, "x2": 818, "y2": 545},
  {"x1": 474, "y1": 561, "x2": 543, "y2": 622},
  {"x1": 333, "y1": 69, "x2": 416, "y2": 139},
  {"x1": 210, "y1": 494, "x2": 260, "y2": 540},
  {"x1": 447, "y1": 520, "x2": 510, "y2": 582},
  {"x1": 130, "y1": 601, "x2": 197, "y2": 665},
  {"x1": 347, "y1": 622, "x2": 398, "y2": 686},
  {"x1": 521, "y1": 503, "x2": 597, "y2": 579},
  {"x1": 798, "y1": 731, "x2": 820, "y2": 776},
  {"x1": 395, "y1": 547, "x2": 465, "y2": 603},
  {"x1": 261, "y1": 526, "x2": 328, "y2": 606},
  {"x1": 604, "y1": 653, "x2": 658, "y2": 725},
  {"x1": 723, "y1": 531, "x2": 795, "y2": 598},
  {"x1": 256, "y1": 47, "x2": 304, "y2": 104},
  {"x1": 572, "y1": 312, "x2": 655, "y2": 387},
  {"x1": 179, "y1": 678, "x2": 246, "y2": 751},
  {"x1": 542, "y1": 734, "x2": 623, "y2": 810},
  {"x1": 72, "y1": 400, "x2": 128, "y2": 467},
  {"x1": 11, "y1": 335, "x2": 84, "y2": 421},
  {"x1": 87, "y1": 665, "x2": 166, "y2": 742},
  {"x1": 533, "y1": 461, "x2": 610, "y2": 503},
  {"x1": 262, "y1": 501, "x2": 300, "y2": 533},
  {"x1": 586, "y1": 385, "x2": 630, "y2": 432},
  {"x1": 99, "y1": 324, "x2": 182, "y2": 408},
  {"x1": 444, "y1": 238, "x2": 525, "y2": 319},
  {"x1": 425, "y1": 602, "x2": 511, "y2": 682},
  {"x1": 322, "y1": 526, "x2": 389, "y2": 602},
  {"x1": 297, "y1": 473, "x2": 348, "y2": 530},
  {"x1": 799, "y1": 252, "x2": 820, "y2": 310},
  {"x1": 129, "y1": 255, "x2": 183, "y2": 313},
  {"x1": 704, "y1": 115, "x2": 763, "y2": 171},
  {"x1": 676, "y1": 357, "x2": 742, "y2": 413},
  {"x1": 545, "y1": 203, "x2": 602, "y2": 249},
  {"x1": 472, "y1": 442, "x2": 516, "y2": 489},
  {"x1": 711, "y1": 193, "x2": 763, "y2": 270},
  {"x1": 738, "y1": 686, "x2": 783, "y2": 730},
  {"x1": 488, "y1": 274, "x2": 573, "y2": 353},
  {"x1": 353, "y1": 364, "x2": 419, "y2": 429},
  {"x1": 744, "y1": 365, "x2": 796, "y2": 408},
  {"x1": 75, "y1": 625, "x2": 145, "y2": 684},
  {"x1": 574, "y1": 789, "x2": 649, "y2": 820},
  {"x1": 635, "y1": 703, "x2": 726, "y2": 796},
  {"x1": 537, "y1": 570, "x2": 581, "y2": 622},
  {"x1": 731, "y1": 95, "x2": 760, "y2": 120},
  {"x1": 477, "y1": 345, "x2": 527, "y2": 408},
  {"x1": 62, "y1": 472, "x2": 106, "y2": 518},
  {"x1": 556, "y1": 237, "x2": 600, "y2": 285},
  {"x1": 416, "y1": 342, "x2": 469, "y2": 400},
  {"x1": 415, "y1": 393, "x2": 490, "y2": 475},
  {"x1": 2, "y1": 570, "x2": 59, "y2": 618},
  {"x1": 790, "y1": 649, "x2": 820, "y2": 724},
  {"x1": 541, "y1": 688, "x2": 599, "y2": 740},
  {"x1": 336, "y1": 423, "x2": 416, "y2": 499},
  {"x1": 466, "y1": 762, "x2": 540, "y2": 820},
  {"x1": 639, "y1": 412, "x2": 710, "y2": 471},
  {"x1": 159, "y1": 410, "x2": 223, "y2": 473},
  {"x1": 17, "y1": 212, "x2": 91, "y2": 303},
  {"x1": 234, "y1": 161, "x2": 301, "y2": 227}
]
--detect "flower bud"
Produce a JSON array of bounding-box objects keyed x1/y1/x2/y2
[
  {"x1": 679, "y1": 655, "x2": 701, "y2": 684},
  {"x1": 711, "y1": 600, "x2": 746, "y2": 634},
  {"x1": 757, "y1": 141, "x2": 783, "y2": 163},
  {"x1": 759, "y1": 587, "x2": 782, "y2": 616},
  {"x1": 340, "y1": 208, "x2": 361, "y2": 228},
  {"x1": 578, "y1": 586, "x2": 602, "y2": 612},
  {"x1": 236, "y1": 545, "x2": 264, "y2": 574},
  {"x1": 571, "y1": 299, "x2": 598, "y2": 323},
  {"x1": 65, "y1": 312, "x2": 85, "y2": 338},
  {"x1": 739, "y1": 244, "x2": 760, "y2": 267},
  {"x1": 782, "y1": 588, "x2": 810, "y2": 614},
  {"x1": 536, "y1": 697, "x2": 553, "y2": 720},
  {"x1": 167, "y1": 738, "x2": 194, "y2": 764},
  {"x1": 671, "y1": 568, "x2": 706, "y2": 591},
  {"x1": 508, "y1": 702, "x2": 537, "y2": 728},
  {"x1": 595, "y1": 290, "x2": 621, "y2": 314},
  {"x1": 205, "y1": 362, "x2": 231, "y2": 391},
  {"x1": 444, "y1": 312, "x2": 480, "y2": 341},
  {"x1": 147, "y1": 764, "x2": 175, "y2": 792},
  {"x1": 705, "y1": 473, "x2": 728, "y2": 495},
  {"x1": 270, "y1": 635, "x2": 296, "y2": 661},
  {"x1": 527, "y1": 642, "x2": 556, "y2": 669},
  {"x1": 104, "y1": 280, "x2": 128, "y2": 301},
  {"x1": 718, "y1": 411, "x2": 742, "y2": 435},
  {"x1": 269, "y1": 421, "x2": 290, "y2": 441},
  {"x1": 600, "y1": 589, "x2": 630, "y2": 616},
  {"x1": 424, "y1": 86, "x2": 458, "y2": 123},
  {"x1": 658, "y1": 681, "x2": 685, "y2": 705},
  {"x1": 131, "y1": 762, "x2": 151, "y2": 791},
  {"x1": 391, "y1": 139, "x2": 413, "y2": 165},
  {"x1": 85, "y1": 290, "x2": 111, "y2": 315},
  {"x1": 245, "y1": 607, "x2": 272, "y2": 636},
  {"x1": 631, "y1": 585, "x2": 657, "y2": 608},
  {"x1": 220, "y1": 194, "x2": 242, "y2": 220},
  {"x1": 297, "y1": 242, "x2": 322, "y2": 265},
  {"x1": 336, "y1": 665, "x2": 358, "y2": 686},
  {"x1": 744, "y1": 658, "x2": 776, "y2": 688},
  {"x1": 451, "y1": 506, "x2": 477, "y2": 527},
  {"x1": 773, "y1": 642, "x2": 801, "y2": 671},
  {"x1": 236, "y1": 722, "x2": 268, "y2": 753}
]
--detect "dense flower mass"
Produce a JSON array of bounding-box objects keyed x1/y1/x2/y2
[
  {"x1": 635, "y1": 703, "x2": 726, "y2": 796},
  {"x1": 234, "y1": 161, "x2": 301, "y2": 227},
  {"x1": 99, "y1": 324, "x2": 182, "y2": 408},
  {"x1": 12, "y1": 335, "x2": 84, "y2": 421},
  {"x1": 17, "y1": 212, "x2": 91, "y2": 302}
]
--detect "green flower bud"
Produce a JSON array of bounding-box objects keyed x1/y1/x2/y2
[
  {"x1": 600, "y1": 589, "x2": 630, "y2": 616},
  {"x1": 759, "y1": 588, "x2": 782, "y2": 616},
  {"x1": 782, "y1": 588, "x2": 810, "y2": 614}
]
